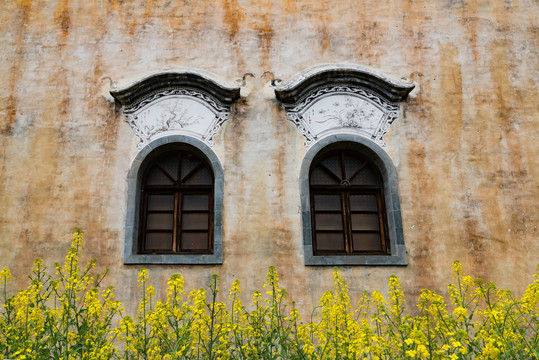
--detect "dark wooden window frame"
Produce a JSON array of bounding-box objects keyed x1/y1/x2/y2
[
  {"x1": 309, "y1": 149, "x2": 390, "y2": 255},
  {"x1": 138, "y1": 150, "x2": 214, "y2": 255}
]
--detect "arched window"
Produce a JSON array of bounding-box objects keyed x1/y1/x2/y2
[
  {"x1": 300, "y1": 134, "x2": 406, "y2": 266},
  {"x1": 139, "y1": 150, "x2": 214, "y2": 254},
  {"x1": 310, "y1": 149, "x2": 389, "y2": 255},
  {"x1": 124, "y1": 135, "x2": 223, "y2": 265}
]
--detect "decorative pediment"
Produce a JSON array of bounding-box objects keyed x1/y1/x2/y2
[
  {"x1": 273, "y1": 64, "x2": 415, "y2": 147},
  {"x1": 110, "y1": 69, "x2": 241, "y2": 148}
]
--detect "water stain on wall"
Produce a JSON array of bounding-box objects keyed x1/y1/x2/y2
[
  {"x1": 406, "y1": 138, "x2": 438, "y2": 289},
  {"x1": 221, "y1": 0, "x2": 244, "y2": 41},
  {"x1": 256, "y1": 17, "x2": 274, "y2": 69},
  {"x1": 1, "y1": 2, "x2": 31, "y2": 136},
  {"x1": 54, "y1": 0, "x2": 71, "y2": 37}
]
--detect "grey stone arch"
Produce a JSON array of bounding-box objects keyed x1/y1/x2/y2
[
  {"x1": 124, "y1": 135, "x2": 223, "y2": 265},
  {"x1": 300, "y1": 133, "x2": 407, "y2": 266}
]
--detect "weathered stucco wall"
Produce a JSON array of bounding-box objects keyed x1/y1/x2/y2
[{"x1": 1, "y1": 0, "x2": 538, "y2": 313}]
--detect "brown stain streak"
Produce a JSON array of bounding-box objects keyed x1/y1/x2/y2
[
  {"x1": 1, "y1": 3, "x2": 31, "y2": 135},
  {"x1": 12, "y1": 126, "x2": 61, "y2": 282},
  {"x1": 143, "y1": 0, "x2": 155, "y2": 19},
  {"x1": 438, "y1": 43, "x2": 492, "y2": 274},
  {"x1": 319, "y1": 16, "x2": 329, "y2": 51},
  {"x1": 11, "y1": 65, "x2": 70, "y2": 271},
  {"x1": 283, "y1": 0, "x2": 298, "y2": 13},
  {"x1": 54, "y1": 0, "x2": 71, "y2": 37},
  {"x1": 222, "y1": 98, "x2": 248, "y2": 247},
  {"x1": 353, "y1": 1, "x2": 385, "y2": 61},
  {"x1": 437, "y1": 44, "x2": 463, "y2": 178},
  {"x1": 169, "y1": 1, "x2": 188, "y2": 30},
  {"x1": 401, "y1": 0, "x2": 428, "y2": 67},
  {"x1": 439, "y1": 45, "x2": 475, "y2": 255},
  {"x1": 221, "y1": 0, "x2": 247, "y2": 71},
  {"x1": 0, "y1": 1, "x2": 33, "y2": 283},
  {"x1": 256, "y1": 16, "x2": 274, "y2": 69},
  {"x1": 186, "y1": 1, "x2": 211, "y2": 33},
  {"x1": 221, "y1": 0, "x2": 244, "y2": 41},
  {"x1": 438, "y1": 45, "x2": 463, "y2": 185},
  {"x1": 406, "y1": 139, "x2": 438, "y2": 289},
  {"x1": 489, "y1": 39, "x2": 528, "y2": 245},
  {"x1": 271, "y1": 100, "x2": 291, "y2": 251},
  {"x1": 461, "y1": 0, "x2": 479, "y2": 62}
]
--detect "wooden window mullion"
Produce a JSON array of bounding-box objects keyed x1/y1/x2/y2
[
  {"x1": 310, "y1": 192, "x2": 318, "y2": 252},
  {"x1": 173, "y1": 192, "x2": 180, "y2": 252},
  {"x1": 208, "y1": 190, "x2": 214, "y2": 252},
  {"x1": 376, "y1": 192, "x2": 388, "y2": 253},
  {"x1": 340, "y1": 151, "x2": 346, "y2": 181},
  {"x1": 140, "y1": 191, "x2": 148, "y2": 252},
  {"x1": 342, "y1": 192, "x2": 352, "y2": 253}
]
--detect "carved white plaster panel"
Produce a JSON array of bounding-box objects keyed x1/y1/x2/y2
[
  {"x1": 123, "y1": 89, "x2": 231, "y2": 149},
  {"x1": 284, "y1": 85, "x2": 401, "y2": 147}
]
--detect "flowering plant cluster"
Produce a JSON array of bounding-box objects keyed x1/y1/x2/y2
[{"x1": 0, "y1": 231, "x2": 537, "y2": 359}]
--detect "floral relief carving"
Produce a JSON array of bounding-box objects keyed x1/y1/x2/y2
[
  {"x1": 143, "y1": 101, "x2": 202, "y2": 136},
  {"x1": 123, "y1": 89, "x2": 231, "y2": 149},
  {"x1": 313, "y1": 96, "x2": 378, "y2": 129},
  {"x1": 283, "y1": 85, "x2": 402, "y2": 147}
]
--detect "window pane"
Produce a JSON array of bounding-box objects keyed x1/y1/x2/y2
[
  {"x1": 352, "y1": 233, "x2": 382, "y2": 251},
  {"x1": 313, "y1": 194, "x2": 341, "y2": 211},
  {"x1": 147, "y1": 194, "x2": 174, "y2": 211},
  {"x1": 344, "y1": 154, "x2": 363, "y2": 179},
  {"x1": 316, "y1": 232, "x2": 345, "y2": 251},
  {"x1": 145, "y1": 232, "x2": 173, "y2": 250},
  {"x1": 158, "y1": 156, "x2": 179, "y2": 181},
  {"x1": 146, "y1": 213, "x2": 174, "y2": 230},
  {"x1": 309, "y1": 149, "x2": 391, "y2": 257},
  {"x1": 351, "y1": 214, "x2": 380, "y2": 231},
  {"x1": 315, "y1": 214, "x2": 343, "y2": 230},
  {"x1": 351, "y1": 166, "x2": 379, "y2": 185},
  {"x1": 146, "y1": 167, "x2": 174, "y2": 185},
  {"x1": 349, "y1": 195, "x2": 378, "y2": 211},
  {"x1": 180, "y1": 154, "x2": 201, "y2": 178},
  {"x1": 181, "y1": 232, "x2": 209, "y2": 250},
  {"x1": 321, "y1": 155, "x2": 341, "y2": 178},
  {"x1": 183, "y1": 194, "x2": 209, "y2": 211},
  {"x1": 184, "y1": 166, "x2": 212, "y2": 185},
  {"x1": 182, "y1": 213, "x2": 209, "y2": 230},
  {"x1": 139, "y1": 149, "x2": 216, "y2": 255},
  {"x1": 310, "y1": 167, "x2": 338, "y2": 185}
]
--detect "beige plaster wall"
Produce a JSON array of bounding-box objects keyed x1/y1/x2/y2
[{"x1": 0, "y1": 0, "x2": 538, "y2": 314}]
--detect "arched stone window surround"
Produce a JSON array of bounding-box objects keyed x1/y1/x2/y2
[
  {"x1": 124, "y1": 135, "x2": 223, "y2": 265},
  {"x1": 300, "y1": 134, "x2": 406, "y2": 266}
]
